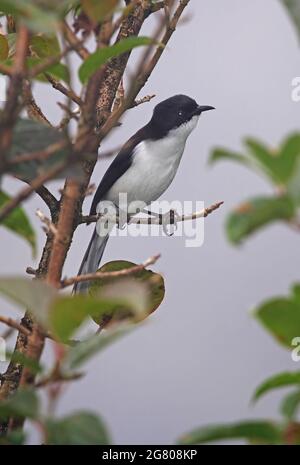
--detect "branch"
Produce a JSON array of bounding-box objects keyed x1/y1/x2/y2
[
  {"x1": 0, "y1": 25, "x2": 30, "y2": 165},
  {"x1": 0, "y1": 159, "x2": 69, "y2": 222},
  {"x1": 45, "y1": 74, "x2": 83, "y2": 107},
  {"x1": 62, "y1": 20, "x2": 89, "y2": 60},
  {"x1": 22, "y1": 80, "x2": 52, "y2": 126},
  {"x1": 34, "y1": 186, "x2": 59, "y2": 218},
  {"x1": 80, "y1": 201, "x2": 224, "y2": 225},
  {"x1": 130, "y1": 94, "x2": 156, "y2": 108},
  {"x1": 0, "y1": 316, "x2": 31, "y2": 337},
  {"x1": 36, "y1": 209, "x2": 58, "y2": 236},
  {"x1": 60, "y1": 253, "x2": 161, "y2": 288}
]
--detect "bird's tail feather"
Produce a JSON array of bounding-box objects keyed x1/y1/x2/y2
[{"x1": 73, "y1": 227, "x2": 109, "y2": 294}]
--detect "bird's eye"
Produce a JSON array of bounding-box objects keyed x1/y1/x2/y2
[{"x1": 178, "y1": 110, "x2": 183, "y2": 117}]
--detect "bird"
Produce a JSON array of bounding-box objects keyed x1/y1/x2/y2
[{"x1": 74, "y1": 94, "x2": 214, "y2": 293}]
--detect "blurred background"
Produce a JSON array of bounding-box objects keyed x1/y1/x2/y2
[{"x1": 1, "y1": 0, "x2": 300, "y2": 444}]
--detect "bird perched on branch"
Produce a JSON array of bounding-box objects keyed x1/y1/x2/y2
[{"x1": 75, "y1": 94, "x2": 214, "y2": 293}]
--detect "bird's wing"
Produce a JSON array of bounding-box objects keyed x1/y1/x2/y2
[{"x1": 90, "y1": 125, "x2": 149, "y2": 215}]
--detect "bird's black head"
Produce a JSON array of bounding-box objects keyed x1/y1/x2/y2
[{"x1": 148, "y1": 94, "x2": 214, "y2": 138}]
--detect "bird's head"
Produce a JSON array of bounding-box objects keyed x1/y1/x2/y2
[{"x1": 149, "y1": 94, "x2": 215, "y2": 139}]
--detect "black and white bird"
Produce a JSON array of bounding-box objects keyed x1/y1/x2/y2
[{"x1": 75, "y1": 94, "x2": 214, "y2": 293}]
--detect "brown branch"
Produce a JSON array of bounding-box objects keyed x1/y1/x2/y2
[
  {"x1": 45, "y1": 74, "x2": 83, "y2": 107},
  {"x1": 130, "y1": 94, "x2": 156, "y2": 107},
  {"x1": 0, "y1": 25, "x2": 30, "y2": 167},
  {"x1": 35, "y1": 371, "x2": 83, "y2": 388},
  {"x1": 79, "y1": 200, "x2": 224, "y2": 225},
  {"x1": 97, "y1": 0, "x2": 188, "y2": 141},
  {"x1": 0, "y1": 316, "x2": 31, "y2": 337},
  {"x1": 23, "y1": 81, "x2": 52, "y2": 126},
  {"x1": 61, "y1": 253, "x2": 161, "y2": 288},
  {"x1": 35, "y1": 186, "x2": 59, "y2": 218},
  {"x1": 46, "y1": 179, "x2": 82, "y2": 287},
  {"x1": 36, "y1": 209, "x2": 58, "y2": 236},
  {"x1": 0, "y1": 159, "x2": 69, "y2": 222},
  {"x1": 62, "y1": 20, "x2": 89, "y2": 60}
]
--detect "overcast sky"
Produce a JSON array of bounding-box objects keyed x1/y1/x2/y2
[{"x1": 1, "y1": 0, "x2": 300, "y2": 444}]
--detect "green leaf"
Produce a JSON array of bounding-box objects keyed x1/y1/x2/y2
[
  {"x1": 79, "y1": 36, "x2": 153, "y2": 83},
  {"x1": 45, "y1": 412, "x2": 110, "y2": 445},
  {"x1": 254, "y1": 291, "x2": 300, "y2": 348},
  {"x1": 62, "y1": 326, "x2": 134, "y2": 371},
  {"x1": 89, "y1": 260, "x2": 165, "y2": 325},
  {"x1": 0, "y1": 0, "x2": 61, "y2": 33},
  {"x1": 30, "y1": 34, "x2": 61, "y2": 58},
  {"x1": 0, "y1": 34, "x2": 8, "y2": 60},
  {"x1": 8, "y1": 118, "x2": 69, "y2": 182},
  {"x1": 81, "y1": 0, "x2": 119, "y2": 22},
  {"x1": 209, "y1": 148, "x2": 251, "y2": 168},
  {"x1": 244, "y1": 138, "x2": 283, "y2": 184},
  {"x1": 210, "y1": 134, "x2": 300, "y2": 187},
  {"x1": 0, "y1": 388, "x2": 39, "y2": 420},
  {"x1": 0, "y1": 277, "x2": 56, "y2": 329},
  {"x1": 49, "y1": 279, "x2": 148, "y2": 341},
  {"x1": 280, "y1": 390, "x2": 300, "y2": 420},
  {"x1": 177, "y1": 421, "x2": 282, "y2": 445},
  {"x1": 253, "y1": 372, "x2": 300, "y2": 402},
  {"x1": 281, "y1": 0, "x2": 300, "y2": 41},
  {"x1": 0, "y1": 191, "x2": 36, "y2": 256},
  {"x1": 0, "y1": 429, "x2": 26, "y2": 445},
  {"x1": 226, "y1": 195, "x2": 296, "y2": 245}
]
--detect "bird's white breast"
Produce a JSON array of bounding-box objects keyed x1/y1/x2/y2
[{"x1": 105, "y1": 115, "x2": 199, "y2": 209}]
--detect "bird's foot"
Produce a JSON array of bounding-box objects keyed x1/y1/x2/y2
[{"x1": 160, "y1": 209, "x2": 179, "y2": 236}]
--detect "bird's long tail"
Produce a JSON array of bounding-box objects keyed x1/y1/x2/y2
[{"x1": 73, "y1": 226, "x2": 109, "y2": 294}]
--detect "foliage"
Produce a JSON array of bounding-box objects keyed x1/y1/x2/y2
[{"x1": 176, "y1": 0, "x2": 300, "y2": 445}]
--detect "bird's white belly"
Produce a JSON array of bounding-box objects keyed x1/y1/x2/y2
[{"x1": 106, "y1": 137, "x2": 186, "y2": 209}]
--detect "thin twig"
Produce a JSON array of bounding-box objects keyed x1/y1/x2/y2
[
  {"x1": 60, "y1": 253, "x2": 161, "y2": 288},
  {"x1": 36, "y1": 209, "x2": 58, "y2": 236},
  {"x1": 62, "y1": 20, "x2": 89, "y2": 60},
  {"x1": 80, "y1": 201, "x2": 224, "y2": 225},
  {"x1": 45, "y1": 74, "x2": 83, "y2": 107},
  {"x1": 130, "y1": 94, "x2": 156, "y2": 107},
  {"x1": 0, "y1": 316, "x2": 31, "y2": 337}
]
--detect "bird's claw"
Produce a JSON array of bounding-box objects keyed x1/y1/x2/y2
[{"x1": 161, "y1": 209, "x2": 179, "y2": 236}]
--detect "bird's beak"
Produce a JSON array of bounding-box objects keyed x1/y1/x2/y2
[{"x1": 193, "y1": 105, "x2": 215, "y2": 116}]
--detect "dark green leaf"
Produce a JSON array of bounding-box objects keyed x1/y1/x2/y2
[
  {"x1": 9, "y1": 118, "x2": 69, "y2": 182},
  {"x1": 30, "y1": 34, "x2": 61, "y2": 58},
  {"x1": 254, "y1": 293, "x2": 300, "y2": 348},
  {"x1": 0, "y1": 277, "x2": 56, "y2": 329},
  {"x1": 0, "y1": 388, "x2": 39, "y2": 420},
  {"x1": 0, "y1": 0, "x2": 61, "y2": 33},
  {"x1": 0, "y1": 429, "x2": 26, "y2": 445},
  {"x1": 79, "y1": 36, "x2": 153, "y2": 83},
  {"x1": 177, "y1": 421, "x2": 282, "y2": 445},
  {"x1": 81, "y1": 0, "x2": 119, "y2": 22},
  {"x1": 90, "y1": 260, "x2": 165, "y2": 325},
  {"x1": 253, "y1": 372, "x2": 300, "y2": 402},
  {"x1": 281, "y1": 0, "x2": 300, "y2": 41},
  {"x1": 281, "y1": 390, "x2": 300, "y2": 420},
  {"x1": 244, "y1": 138, "x2": 283, "y2": 184},
  {"x1": 0, "y1": 34, "x2": 8, "y2": 60},
  {"x1": 226, "y1": 195, "x2": 296, "y2": 245},
  {"x1": 209, "y1": 148, "x2": 251, "y2": 168},
  {"x1": 45, "y1": 412, "x2": 110, "y2": 445},
  {"x1": 62, "y1": 326, "x2": 134, "y2": 371},
  {"x1": 49, "y1": 279, "x2": 147, "y2": 341},
  {"x1": 0, "y1": 191, "x2": 36, "y2": 256}
]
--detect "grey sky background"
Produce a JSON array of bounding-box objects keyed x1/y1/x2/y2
[{"x1": 1, "y1": 0, "x2": 300, "y2": 444}]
